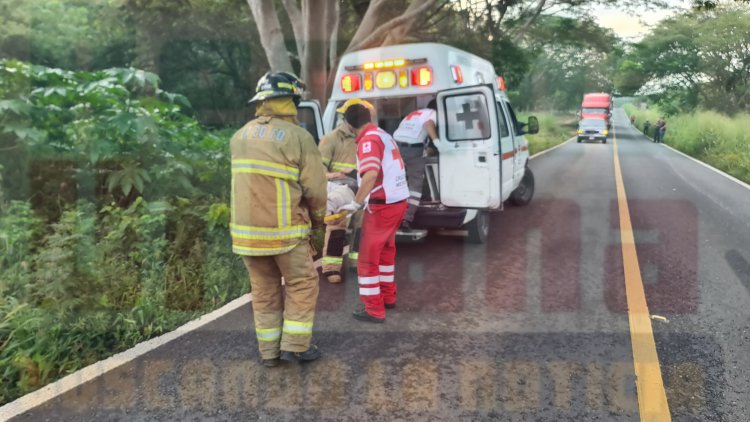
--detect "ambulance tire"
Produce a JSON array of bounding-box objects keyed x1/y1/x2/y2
[
  {"x1": 466, "y1": 210, "x2": 490, "y2": 244},
  {"x1": 509, "y1": 167, "x2": 535, "y2": 206}
]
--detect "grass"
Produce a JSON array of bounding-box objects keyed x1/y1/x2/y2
[
  {"x1": 623, "y1": 104, "x2": 750, "y2": 183},
  {"x1": 520, "y1": 112, "x2": 577, "y2": 156}
]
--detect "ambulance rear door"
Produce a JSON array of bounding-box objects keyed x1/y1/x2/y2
[
  {"x1": 436, "y1": 85, "x2": 500, "y2": 208},
  {"x1": 297, "y1": 100, "x2": 324, "y2": 144}
]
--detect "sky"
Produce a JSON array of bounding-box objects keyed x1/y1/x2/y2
[{"x1": 590, "y1": 0, "x2": 690, "y2": 40}]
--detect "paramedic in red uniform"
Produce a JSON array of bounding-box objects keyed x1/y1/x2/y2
[{"x1": 337, "y1": 104, "x2": 409, "y2": 323}]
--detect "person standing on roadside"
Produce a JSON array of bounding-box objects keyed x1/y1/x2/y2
[
  {"x1": 654, "y1": 117, "x2": 664, "y2": 144},
  {"x1": 658, "y1": 118, "x2": 667, "y2": 143},
  {"x1": 230, "y1": 71, "x2": 327, "y2": 367},
  {"x1": 336, "y1": 104, "x2": 409, "y2": 323}
]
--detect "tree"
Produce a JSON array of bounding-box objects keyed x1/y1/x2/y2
[
  {"x1": 0, "y1": 0, "x2": 133, "y2": 70},
  {"x1": 616, "y1": 4, "x2": 750, "y2": 114},
  {"x1": 511, "y1": 15, "x2": 621, "y2": 110},
  {"x1": 247, "y1": 0, "x2": 439, "y2": 104},
  {"x1": 122, "y1": 0, "x2": 269, "y2": 124}
]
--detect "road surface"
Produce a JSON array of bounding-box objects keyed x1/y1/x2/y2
[{"x1": 7, "y1": 109, "x2": 750, "y2": 421}]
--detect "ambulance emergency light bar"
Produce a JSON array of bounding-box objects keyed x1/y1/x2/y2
[
  {"x1": 341, "y1": 58, "x2": 432, "y2": 93},
  {"x1": 344, "y1": 58, "x2": 427, "y2": 71},
  {"x1": 341, "y1": 67, "x2": 433, "y2": 92}
]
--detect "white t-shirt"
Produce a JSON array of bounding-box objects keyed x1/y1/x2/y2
[{"x1": 393, "y1": 108, "x2": 436, "y2": 145}]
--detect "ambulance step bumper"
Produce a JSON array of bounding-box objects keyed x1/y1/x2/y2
[{"x1": 412, "y1": 207, "x2": 467, "y2": 229}]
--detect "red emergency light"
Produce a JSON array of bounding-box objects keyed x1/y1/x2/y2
[
  {"x1": 364, "y1": 72, "x2": 374, "y2": 91},
  {"x1": 341, "y1": 74, "x2": 361, "y2": 93},
  {"x1": 411, "y1": 66, "x2": 433, "y2": 87},
  {"x1": 497, "y1": 76, "x2": 506, "y2": 91},
  {"x1": 451, "y1": 65, "x2": 463, "y2": 84}
]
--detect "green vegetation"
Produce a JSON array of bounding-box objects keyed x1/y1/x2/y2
[
  {"x1": 616, "y1": 5, "x2": 750, "y2": 115},
  {"x1": 521, "y1": 113, "x2": 577, "y2": 156},
  {"x1": 624, "y1": 103, "x2": 750, "y2": 183},
  {"x1": 0, "y1": 61, "x2": 246, "y2": 405}
]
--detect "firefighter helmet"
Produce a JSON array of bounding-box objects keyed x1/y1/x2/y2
[
  {"x1": 248, "y1": 71, "x2": 306, "y2": 105},
  {"x1": 336, "y1": 98, "x2": 374, "y2": 113}
]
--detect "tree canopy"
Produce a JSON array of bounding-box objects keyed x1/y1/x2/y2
[
  {"x1": 1, "y1": 0, "x2": 747, "y2": 116},
  {"x1": 616, "y1": 4, "x2": 750, "y2": 114}
]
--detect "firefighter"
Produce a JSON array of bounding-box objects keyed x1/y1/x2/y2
[
  {"x1": 337, "y1": 104, "x2": 409, "y2": 323},
  {"x1": 318, "y1": 99, "x2": 374, "y2": 284},
  {"x1": 393, "y1": 99, "x2": 439, "y2": 229},
  {"x1": 230, "y1": 71, "x2": 327, "y2": 367}
]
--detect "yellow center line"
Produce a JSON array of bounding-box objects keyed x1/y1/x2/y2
[{"x1": 613, "y1": 125, "x2": 671, "y2": 421}]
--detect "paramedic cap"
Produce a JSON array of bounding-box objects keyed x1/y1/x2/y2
[{"x1": 336, "y1": 98, "x2": 374, "y2": 113}]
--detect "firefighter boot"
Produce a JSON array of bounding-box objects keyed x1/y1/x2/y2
[
  {"x1": 262, "y1": 358, "x2": 281, "y2": 368},
  {"x1": 280, "y1": 344, "x2": 321, "y2": 363}
]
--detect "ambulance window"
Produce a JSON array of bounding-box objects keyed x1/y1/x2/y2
[
  {"x1": 297, "y1": 107, "x2": 320, "y2": 143},
  {"x1": 504, "y1": 102, "x2": 523, "y2": 136},
  {"x1": 495, "y1": 101, "x2": 510, "y2": 138},
  {"x1": 444, "y1": 94, "x2": 491, "y2": 141}
]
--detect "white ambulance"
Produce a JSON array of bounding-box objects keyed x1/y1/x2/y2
[{"x1": 298, "y1": 42, "x2": 539, "y2": 243}]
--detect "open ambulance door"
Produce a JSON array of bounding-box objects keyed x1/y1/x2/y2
[
  {"x1": 297, "y1": 100, "x2": 324, "y2": 144},
  {"x1": 436, "y1": 85, "x2": 501, "y2": 208}
]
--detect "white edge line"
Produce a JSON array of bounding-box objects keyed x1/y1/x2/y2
[
  {"x1": 529, "y1": 136, "x2": 576, "y2": 160},
  {"x1": 660, "y1": 143, "x2": 750, "y2": 191},
  {"x1": 0, "y1": 293, "x2": 253, "y2": 420}
]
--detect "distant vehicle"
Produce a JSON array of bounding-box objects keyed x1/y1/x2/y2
[
  {"x1": 577, "y1": 118, "x2": 609, "y2": 143},
  {"x1": 299, "y1": 42, "x2": 539, "y2": 243},
  {"x1": 580, "y1": 93, "x2": 612, "y2": 128}
]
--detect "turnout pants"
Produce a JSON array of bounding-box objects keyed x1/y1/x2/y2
[
  {"x1": 357, "y1": 201, "x2": 408, "y2": 319},
  {"x1": 400, "y1": 143, "x2": 426, "y2": 224},
  {"x1": 242, "y1": 241, "x2": 319, "y2": 360},
  {"x1": 322, "y1": 218, "x2": 348, "y2": 277}
]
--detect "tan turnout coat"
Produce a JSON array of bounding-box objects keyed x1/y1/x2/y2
[
  {"x1": 318, "y1": 123, "x2": 357, "y2": 174},
  {"x1": 230, "y1": 115, "x2": 327, "y2": 256}
]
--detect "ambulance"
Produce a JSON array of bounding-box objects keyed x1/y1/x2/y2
[{"x1": 298, "y1": 43, "x2": 539, "y2": 243}]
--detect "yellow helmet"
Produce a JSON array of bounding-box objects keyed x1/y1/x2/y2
[{"x1": 336, "y1": 98, "x2": 374, "y2": 113}]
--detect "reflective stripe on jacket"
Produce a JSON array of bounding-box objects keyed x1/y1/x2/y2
[
  {"x1": 230, "y1": 115, "x2": 327, "y2": 256},
  {"x1": 318, "y1": 123, "x2": 357, "y2": 173}
]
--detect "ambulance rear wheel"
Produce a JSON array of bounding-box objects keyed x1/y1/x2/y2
[
  {"x1": 509, "y1": 168, "x2": 535, "y2": 206},
  {"x1": 466, "y1": 210, "x2": 489, "y2": 244}
]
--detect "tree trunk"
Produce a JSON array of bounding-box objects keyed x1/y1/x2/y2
[
  {"x1": 302, "y1": 1, "x2": 329, "y2": 105},
  {"x1": 281, "y1": 0, "x2": 305, "y2": 65},
  {"x1": 347, "y1": 0, "x2": 389, "y2": 51},
  {"x1": 381, "y1": 0, "x2": 426, "y2": 46},
  {"x1": 326, "y1": 0, "x2": 339, "y2": 71},
  {"x1": 246, "y1": 0, "x2": 294, "y2": 72},
  {"x1": 345, "y1": 0, "x2": 438, "y2": 53}
]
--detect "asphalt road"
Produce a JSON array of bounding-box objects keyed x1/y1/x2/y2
[{"x1": 8, "y1": 109, "x2": 750, "y2": 421}]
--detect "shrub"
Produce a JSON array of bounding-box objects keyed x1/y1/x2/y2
[
  {"x1": 0, "y1": 62, "x2": 246, "y2": 405},
  {"x1": 519, "y1": 112, "x2": 577, "y2": 155}
]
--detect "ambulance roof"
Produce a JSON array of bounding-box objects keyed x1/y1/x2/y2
[{"x1": 330, "y1": 42, "x2": 500, "y2": 102}]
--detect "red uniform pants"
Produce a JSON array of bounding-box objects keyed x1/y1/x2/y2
[{"x1": 357, "y1": 201, "x2": 407, "y2": 319}]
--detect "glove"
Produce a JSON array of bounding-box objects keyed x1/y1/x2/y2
[{"x1": 337, "y1": 200, "x2": 363, "y2": 213}]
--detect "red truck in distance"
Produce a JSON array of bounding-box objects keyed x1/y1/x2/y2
[{"x1": 580, "y1": 93, "x2": 612, "y2": 128}]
